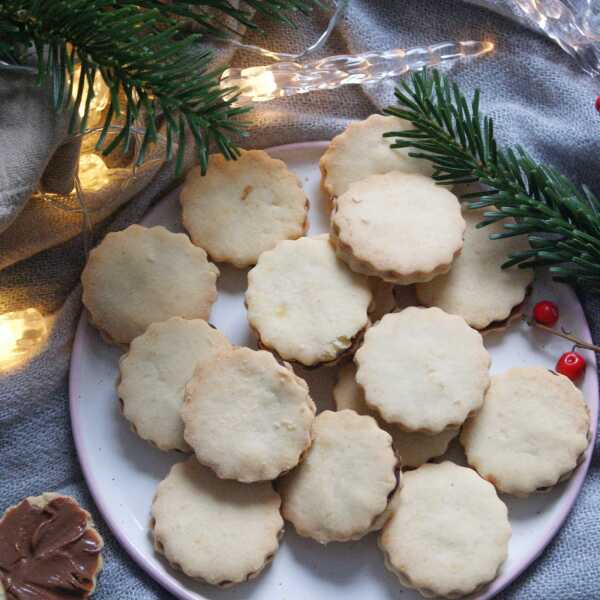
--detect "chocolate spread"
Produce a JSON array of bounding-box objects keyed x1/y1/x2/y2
[{"x1": 0, "y1": 496, "x2": 103, "y2": 599}]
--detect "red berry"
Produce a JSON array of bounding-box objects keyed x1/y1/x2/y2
[
  {"x1": 533, "y1": 300, "x2": 559, "y2": 326},
  {"x1": 596, "y1": 96, "x2": 600, "y2": 113},
  {"x1": 556, "y1": 351, "x2": 586, "y2": 381}
]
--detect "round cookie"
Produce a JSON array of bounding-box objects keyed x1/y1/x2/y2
[
  {"x1": 152, "y1": 457, "x2": 283, "y2": 586},
  {"x1": 118, "y1": 317, "x2": 231, "y2": 451},
  {"x1": 181, "y1": 150, "x2": 309, "y2": 268},
  {"x1": 182, "y1": 347, "x2": 316, "y2": 482},
  {"x1": 246, "y1": 235, "x2": 373, "y2": 367},
  {"x1": 330, "y1": 172, "x2": 465, "y2": 284},
  {"x1": 380, "y1": 461, "x2": 511, "y2": 599},
  {"x1": 355, "y1": 307, "x2": 490, "y2": 433},
  {"x1": 416, "y1": 208, "x2": 534, "y2": 329},
  {"x1": 460, "y1": 367, "x2": 590, "y2": 496},
  {"x1": 279, "y1": 410, "x2": 398, "y2": 543},
  {"x1": 81, "y1": 225, "x2": 219, "y2": 345},
  {"x1": 333, "y1": 363, "x2": 458, "y2": 469},
  {"x1": 319, "y1": 114, "x2": 434, "y2": 198},
  {"x1": 0, "y1": 493, "x2": 104, "y2": 599}
]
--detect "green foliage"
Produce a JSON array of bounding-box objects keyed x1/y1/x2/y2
[
  {"x1": 0, "y1": 0, "x2": 317, "y2": 174},
  {"x1": 384, "y1": 69, "x2": 600, "y2": 292}
]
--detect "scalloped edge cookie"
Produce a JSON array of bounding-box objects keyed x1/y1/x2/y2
[
  {"x1": 182, "y1": 347, "x2": 316, "y2": 482},
  {"x1": 379, "y1": 461, "x2": 511, "y2": 599},
  {"x1": 416, "y1": 208, "x2": 534, "y2": 329},
  {"x1": 319, "y1": 114, "x2": 434, "y2": 198},
  {"x1": 81, "y1": 225, "x2": 219, "y2": 345},
  {"x1": 246, "y1": 235, "x2": 372, "y2": 367},
  {"x1": 118, "y1": 317, "x2": 231, "y2": 452},
  {"x1": 0, "y1": 493, "x2": 104, "y2": 599},
  {"x1": 279, "y1": 410, "x2": 398, "y2": 543},
  {"x1": 151, "y1": 457, "x2": 284, "y2": 587},
  {"x1": 355, "y1": 307, "x2": 490, "y2": 433},
  {"x1": 330, "y1": 173, "x2": 465, "y2": 284},
  {"x1": 181, "y1": 150, "x2": 309, "y2": 268},
  {"x1": 460, "y1": 367, "x2": 590, "y2": 496}
]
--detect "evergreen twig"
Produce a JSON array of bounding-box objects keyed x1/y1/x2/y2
[
  {"x1": 0, "y1": 0, "x2": 317, "y2": 174},
  {"x1": 522, "y1": 315, "x2": 600, "y2": 352},
  {"x1": 384, "y1": 69, "x2": 600, "y2": 292}
]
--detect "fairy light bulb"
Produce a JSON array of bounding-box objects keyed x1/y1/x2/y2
[
  {"x1": 77, "y1": 153, "x2": 111, "y2": 192},
  {"x1": 220, "y1": 40, "x2": 494, "y2": 107},
  {"x1": 71, "y1": 65, "x2": 110, "y2": 127},
  {"x1": 0, "y1": 308, "x2": 47, "y2": 371},
  {"x1": 232, "y1": 68, "x2": 279, "y2": 102}
]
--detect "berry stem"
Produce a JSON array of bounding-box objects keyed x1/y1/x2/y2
[{"x1": 523, "y1": 315, "x2": 600, "y2": 352}]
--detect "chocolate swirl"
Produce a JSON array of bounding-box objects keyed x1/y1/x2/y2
[{"x1": 0, "y1": 496, "x2": 103, "y2": 600}]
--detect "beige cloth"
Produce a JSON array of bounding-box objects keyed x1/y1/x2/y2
[
  {"x1": 0, "y1": 3, "x2": 247, "y2": 271},
  {"x1": 0, "y1": 67, "x2": 76, "y2": 234}
]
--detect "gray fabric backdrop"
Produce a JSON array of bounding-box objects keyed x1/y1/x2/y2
[{"x1": 1, "y1": 1, "x2": 600, "y2": 598}]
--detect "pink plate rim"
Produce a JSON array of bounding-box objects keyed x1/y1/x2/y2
[{"x1": 69, "y1": 140, "x2": 599, "y2": 600}]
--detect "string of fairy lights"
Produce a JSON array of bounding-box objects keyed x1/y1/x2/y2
[{"x1": 0, "y1": 39, "x2": 493, "y2": 371}]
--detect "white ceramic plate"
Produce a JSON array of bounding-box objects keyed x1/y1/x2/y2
[{"x1": 70, "y1": 142, "x2": 598, "y2": 600}]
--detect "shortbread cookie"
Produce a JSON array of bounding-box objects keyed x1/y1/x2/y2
[
  {"x1": 333, "y1": 363, "x2": 457, "y2": 468},
  {"x1": 279, "y1": 410, "x2": 398, "y2": 543},
  {"x1": 461, "y1": 367, "x2": 590, "y2": 496},
  {"x1": 331, "y1": 173, "x2": 465, "y2": 284},
  {"x1": 152, "y1": 457, "x2": 283, "y2": 586},
  {"x1": 82, "y1": 225, "x2": 219, "y2": 345},
  {"x1": 320, "y1": 114, "x2": 434, "y2": 197},
  {"x1": 0, "y1": 493, "x2": 104, "y2": 599},
  {"x1": 246, "y1": 235, "x2": 372, "y2": 367},
  {"x1": 416, "y1": 208, "x2": 534, "y2": 329},
  {"x1": 181, "y1": 150, "x2": 309, "y2": 268},
  {"x1": 355, "y1": 307, "x2": 490, "y2": 433},
  {"x1": 118, "y1": 317, "x2": 231, "y2": 451},
  {"x1": 380, "y1": 461, "x2": 511, "y2": 599},
  {"x1": 182, "y1": 347, "x2": 316, "y2": 482}
]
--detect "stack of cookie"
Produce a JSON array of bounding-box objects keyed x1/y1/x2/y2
[
  {"x1": 76, "y1": 118, "x2": 590, "y2": 599},
  {"x1": 320, "y1": 115, "x2": 534, "y2": 331}
]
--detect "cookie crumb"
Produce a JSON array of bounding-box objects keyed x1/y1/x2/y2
[{"x1": 241, "y1": 185, "x2": 253, "y2": 201}]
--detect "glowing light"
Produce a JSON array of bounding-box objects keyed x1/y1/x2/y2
[
  {"x1": 71, "y1": 66, "x2": 110, "y2": 127},
  {"x1": 0, "y1": 308, "x2": 47, "y2": 371},
  {"x1": 232, "y1": 68, "x2": 279, "y2": 102},
  {"x1": 220, "y1": 40, "x2": 494, "y2": 106},
  {"x1": 77, "y1": 153, "x2": 111, "y2": 192}
]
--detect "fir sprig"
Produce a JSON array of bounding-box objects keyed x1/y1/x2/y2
[
  {"x1": 0, "y1": 0, "x2": 317, "y2": 174},
  {"x1": 384, "y1": 69, "x2": 600, "y2": 292}
]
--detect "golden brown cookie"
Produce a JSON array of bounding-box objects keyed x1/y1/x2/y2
[
  {"x1": 330, "y1": 173, "x2": 465, "y2": 284},
  {"x1": 181, "y1": 150, "x2": 309, "y2": 268},
  {"x1": 82, "y1": 225, "x2": 219, "y2": 345},
  {"x1": 320, "y1": 114, "x2": 434, "y2": 197},
  {"x1": 151, "y1": 457, "x2": 283, "y2": 586}
]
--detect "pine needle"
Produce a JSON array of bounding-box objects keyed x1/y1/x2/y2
[
  {"x1": 0, "y1": 0, "x2": 318, "y2": 175},
  {"x1": 384, "y1": 69, "x2": 600, "y2": 292}
]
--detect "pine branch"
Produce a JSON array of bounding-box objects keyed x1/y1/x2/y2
[
  {"x1": 130, "y1": 0, "x2": 319, "y2": 37},
  {"x1": 384, "y1": 69, "x2": 600, "y2": 292},
  {"x1": 0, "y1": 0, "x2": 317, "y2": 175}
]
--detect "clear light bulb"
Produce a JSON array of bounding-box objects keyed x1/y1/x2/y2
[
  {"x1": 71, "y1": 66, "x2": 110, "y2": 128},
  {"x1": 221, "y1": 40, "x2": 494, "y2": 106},
  {"x1": 0, "y1": 308, "x2": 47, "y2": 371},
  {"x1": 77, "y1": 153, "x2": 111, "y2": 192}
]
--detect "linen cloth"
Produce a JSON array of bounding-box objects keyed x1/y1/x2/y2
[{"x1": 1, "y1": 1, "x2": 600, "y2": 598}]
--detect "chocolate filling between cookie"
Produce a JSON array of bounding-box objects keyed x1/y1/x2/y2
[
  {"x1": 255, "y1": 322, "x2": 368, "y2": 369},
  {"x1": 0, "y1": 497, "x2": 103, "y2": 600}
]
